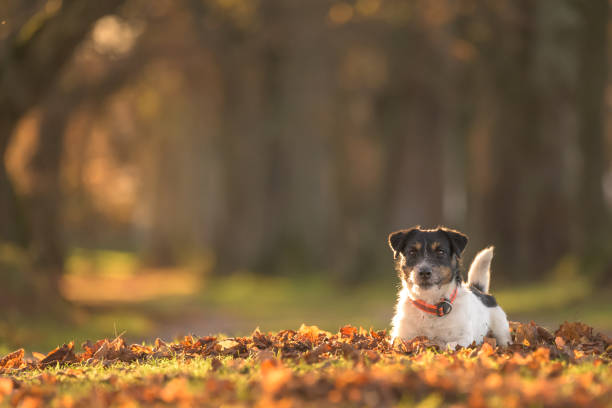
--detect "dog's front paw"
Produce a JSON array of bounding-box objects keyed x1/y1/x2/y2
[
  {"x1": 496, "y1": 333, "x2": 511, "y2": 347},
  {"x1": 442, "y1": 338, "x2": 474, "y2": 349}
]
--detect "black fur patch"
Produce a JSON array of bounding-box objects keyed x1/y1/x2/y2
[
  {"x1": 470, "y1": 282, "x2": 484, "y2": 292},
  {"x1": 468, "y1": 284, "x2": 498, "y2": 307}
]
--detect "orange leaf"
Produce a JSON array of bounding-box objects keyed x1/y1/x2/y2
[
  {"x1": 0, "y1": 349, "x2": 24, "y2": 370},
  {"x1": 160, "y1": 378, "x2": 190, "y2": 403},
  {"x1": 0, "y1": 378, "x2": 13, "y2": 396},
  {"x1": 217, "y1": 340, "x2": 239, "y2": 350},
  {"x1": 478, "y1": 342, "x2": 495, "y2": 357},
  {"x1": 31, "y1": 352, "x2": 46, "y2": 362},
  {"x1": 340, "y1": 325, "x2": 358, "y2": 339},
  {"x1": 532, "y1": 347, "x2": 550, "y2": 363},
  {"x1": 261, "y1": 358, "x2": 282, "y2": 374},
  {"x1": 484, "y1": 373, "x2": 503, "y2": 390},
  {"x1": 261, "y1": 363, "x2": 292, "y2": 394},
  {"x1": 483, "y1": 337, "x2": 497, "y2": 349},
  {"x1": 19, "y1": 396, "x2": 43, "y2": 408},
  {"x1": 554, "y1": 336, "x2": 566, "y2": 349},
  {"x1": 40, "y1": 342, "x2": 77, "y2": 367},
  {"x1": 298, "y1": 324, "x2": 330, "y2": 342}
]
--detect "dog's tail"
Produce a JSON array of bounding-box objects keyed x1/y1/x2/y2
[{"x1": 467, "y1": 246, "x2": 494, "y2": 293}]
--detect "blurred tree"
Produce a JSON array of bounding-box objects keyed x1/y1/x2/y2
[
  {"x1": 479, "y1": 0, "x2": 542, "y2": 278},
  {"x1": 1, "y1": 0, "x2": 611, "y2": 300},
  {"x1": 24, "y1": 45, "x2": 149, "y2": 301},
  {"x1": 574, "y1": 0, "x2": 612, "y2": 283},
  {"x1": 0, "y1": 0, "x2": 125, "y2": 303},
  {"x1": 460, "y1": 1, "x2": 577, "y2": 279}
]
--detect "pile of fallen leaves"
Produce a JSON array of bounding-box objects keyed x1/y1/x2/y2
[{"x1": 0, "y1": 321, "x2": 610, "y2": 407}]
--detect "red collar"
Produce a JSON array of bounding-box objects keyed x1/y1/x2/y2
[{"x1": 409, "y1": 284, "x2": 458, "y2": 317}]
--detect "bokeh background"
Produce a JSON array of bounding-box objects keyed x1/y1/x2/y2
[{"x1": 1, "y1": 0, "x2": 612, "y2": 353}]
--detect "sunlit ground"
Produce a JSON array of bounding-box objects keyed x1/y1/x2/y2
[{"x1": 2, "y1": 248, "x2": 611, "y2": 355}]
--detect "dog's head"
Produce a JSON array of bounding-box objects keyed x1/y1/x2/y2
[{"x1": 388, "y1": 226, "x2": 468, "y2": 289}]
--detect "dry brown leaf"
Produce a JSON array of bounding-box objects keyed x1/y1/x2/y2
[
  {"x1": 160, "y1": 378, "x2": 190, "y2": 403},
  {"x1": 17, "y1": 396, "x2": 43, "y2": 408},
  {"x1": 205, "y1": 378, "x2": 235, "y2": 396},
  {"x1": 31, "y1": 352, "x2": 46, "y2": 362},
  {"x1": 555, "y1": 322, "x2": 593, "y2": 345},
  {"x1": 483, "y1": 337, "x2": 497, "y2": 349},
  {"x1": 0, "y1": 349, "x2": 24, "y2": 370},
  {"x1": 92, "y1": 340, "x2": 111, "y2": 361},
  {"x1": 261, "y1": 363, "x2": 292, "y2": 394},
  {"x1": 252, "y1": 330, "x2": 273, "y2": 349},
  {"x1": 40, "y1": 343, "x2": 77, "y2": 367},
  {"x1": 340, "y1": 325, "x2": 358, "y2": 339},
  {"x1": 514, "y1": 322, "x2": 538, "y2": 346},
  {"x1": 2, "y1": 320, "x2": 611, "y2": 408},
  {"x1": 303, "y1": 343, "x2": 332, "y2": 364},
  {"x1": 210, "y1": 358, "x2": 223, "y2": 371},
  {"x1": 255, "y1": 350, "x2": 276, "y2": 362},
  {"x1": 217, "y1": 340, "x2": 239, "y2": 350},
  {"x1": 0, "y1": 378, "x2": 13, "y2": 396},
  {"x1": 154, "y1": 338, "x2": 171, "y2": 351},
  {"x1": 298, "y1": 324, "x2": 325, "y2": 343},
  {"x1": 478, "y1": 342, "x2": 495, "y2": 358},
  {"x1": 555, "y1": 336, "x2": 566, "y2": 349}
]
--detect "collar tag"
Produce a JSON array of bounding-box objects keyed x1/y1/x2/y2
[{"x1": 436, "y1": 299, "x2": 453, "y2": 316}]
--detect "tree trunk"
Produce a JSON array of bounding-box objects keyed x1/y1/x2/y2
[
  {"x1": 467, "y1": 0, "x2": 567, "y2": 280},
  {"x1": 0, "y1": 112, "x2": 28, "y2": 245},
  {"x1": 0, "y1": 0, "x2": 126, "y2": 303},
  {"x1": 24, "y1": 101, "x2": 66, "y2": 300}
]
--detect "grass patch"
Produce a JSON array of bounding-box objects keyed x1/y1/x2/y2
[
  {"x1": 0, "y1": 312, "x2": 153, "y2": 355},
  {"x1": 494, "y1": 277, "x2": 591, "y2": 314},
  {"x1": 2, "y1": 248, "x2": 611, "y2": 354}
]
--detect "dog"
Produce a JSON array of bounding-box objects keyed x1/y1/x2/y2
[{"x1": 389, "y1": 226, "x2": 511, "y2": 348}]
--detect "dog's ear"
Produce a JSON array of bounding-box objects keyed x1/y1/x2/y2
[
  {"x1": 388, "y1": 227, "x2": 419, "y2": 260},
  {"x1": 440, "y1": 227, "x2": 468, "y2": 258}
]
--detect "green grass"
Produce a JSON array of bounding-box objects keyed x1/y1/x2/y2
[
  {"x1": 494, "y1": 277, "x2": 591, "y2": 314},
  {"x1": 11, "y1": 356, "x2": 217, "y2": 385},
  {"x1": 193, "y1": 272, "x2": 612, "y2": 336},
  {"x1": 0, "y1": 311, "x2": 153, "y2": 355},
  {"x1": 2, "y1": 273, "x2": 610, "y2": 355},
  {"x1": 2, "y1": 271, "x2": 611, "y2": 354},
  {"x1": 1, "y1": 247, "x2": 611, "y2": 354},
  {"x1": 196, "y1": 272, "x2": 397, "y2": 332}
]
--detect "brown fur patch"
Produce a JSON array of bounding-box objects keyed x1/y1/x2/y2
[
  {"x1": 437, "y1": 265, "x2": 454, "y2": 284},
  {"x1": 413, "y1": 242, "x2": 422, "y2": 251},
  {"x1": 431, "y1": 241, "x2": 440, "y2": 251}
]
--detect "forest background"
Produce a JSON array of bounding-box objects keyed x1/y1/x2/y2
[{"x1": 1, "y1": 0, "x2": 611, "y2": 352}]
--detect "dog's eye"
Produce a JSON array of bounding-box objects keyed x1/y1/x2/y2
[
  {"x1": 436, "y1": 248, "x2": 446, "y2": 256},
  {"x1": 408, "y1": 249, "x2": 418, "y2": 258}
]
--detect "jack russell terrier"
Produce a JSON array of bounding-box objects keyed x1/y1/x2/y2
[{"x1": 389, "y1": 226, "x2": 511, "y2": 348}]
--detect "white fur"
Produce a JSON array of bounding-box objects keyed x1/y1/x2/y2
[
  {"x1": 391, "y1": 248, "x2": 511, "y2": 348},
  {"x1": 467, "y1": 246, "x2": 494, "y2": 293}
]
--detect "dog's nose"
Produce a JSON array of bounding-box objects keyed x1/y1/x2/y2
[{"x1": 418, "y1": 267, "x2": 432, "y2": 280}]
